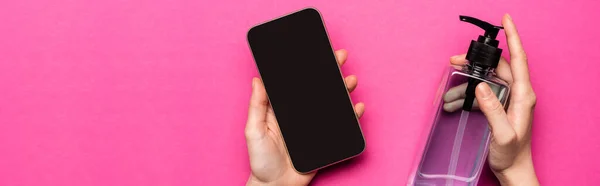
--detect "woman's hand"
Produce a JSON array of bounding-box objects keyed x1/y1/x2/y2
[
  {"x1": 245, "y1": 49, "x2": 365, "y2": 186},
  {"x1": 445, "y1": 14, "x2": 539, "y2": 185}
]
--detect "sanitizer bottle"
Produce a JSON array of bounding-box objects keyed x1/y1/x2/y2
[{"x1": 409, "y1": 15, "x2": 510, "y2": 186}]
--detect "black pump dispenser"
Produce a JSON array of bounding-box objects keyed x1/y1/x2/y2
[{"x1": 459, "y1": 15, "x2": 504, "y2": 111}]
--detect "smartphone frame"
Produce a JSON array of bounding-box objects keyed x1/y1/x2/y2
[{"x1": 246, "y1": 7, "x2": 366, "y2": 173}]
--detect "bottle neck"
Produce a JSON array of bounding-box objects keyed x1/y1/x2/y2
[
  {"x1": 460, "y1": 62, "x2": 496, "y2": 111},
  {"x1": 463, "y1": 62, "x2": 495, "y2": 79}
]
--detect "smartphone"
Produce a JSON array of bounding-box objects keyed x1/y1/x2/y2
[{"x1": 247, "y1": 8, "x2": 365, "y2": 173}]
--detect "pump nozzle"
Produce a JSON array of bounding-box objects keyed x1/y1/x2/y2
[
  {"x1": 459, "y1": 15, "x2": 504, "y2": 111},
  {"x1": 459, "y1": 16, "x2": 503, "y2": 39}
]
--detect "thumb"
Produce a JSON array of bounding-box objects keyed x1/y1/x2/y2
[
  {"x1": 475, "y1": 83, "x2": 516, "y2": 146},
  {"x1": 245, "y1": 78, "x2": 268, "y2": 140}
]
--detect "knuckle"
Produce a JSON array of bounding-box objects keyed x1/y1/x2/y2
[
  {"x1": 524, "y1": 88, "x2": 537, "y2": 107},
  {"x1": 528, "y1": 93, "x2": 537, "y2": 107},
  {"x1": 521, "y1": 52, "x2": 528, "y2": 62},
  {"x1": 244, "y1": 126, "x2": 252, "y2": 138},
  {"x1": 245, "y1": 130, "x2": 260, "y2": 141},
  {"x1": 244, "y1": 125, "x2": 257, "y2": 139},
  {"x1": 514, "y1": 84, "x2": 537, "y2": 108}
]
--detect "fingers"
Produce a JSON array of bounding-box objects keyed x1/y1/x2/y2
[
  {"x1": 450, "y1": 54, "x2": 513, "y2": 84},
  {"x1": 335, "y1": 49, "x2": 348, "y2": 66},
  {"x1": 444, "y1": 83, "x2": 468, "y2": 103},
  {"x1": 475, "y1": 83, "x2": 516, "y2": 146},
  {"x1": 246, "y1": 78, "x2": 268, "y2": 139},
  {"x1": 345, "y1": 75, "x2": 358, "y2": 92},
  {"x1": 443, "y1": 99, "x2": 464, "y2": 112},
  {"x1": 503, "y1": 14, "x2": 536, "y2": 132},
  {"x1": 450, "y1": 54, "x2": 468, "y2": 66},
  {"x1": 335, "y1": 49, "x2": 362, "y2": 119},
  {"x1": 443, "y1": 99, "x2": 480, "y2": 112},
  {"x1": 502, "y1": 14, "x2": 530, "y2": 85},
  {"x1": 496, "y1": 58, "x2": 513, "y2": 84},
  {"x1": 355, "y1": 102, "x2": 365, "y2": 118},
  {"x1": 335, "y1": 49, "x2": 357, "y2": 92}
]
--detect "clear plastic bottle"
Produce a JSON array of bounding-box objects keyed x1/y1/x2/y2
[{"x1": 409, "y1": 16, "x2": 509, "y2": 186}]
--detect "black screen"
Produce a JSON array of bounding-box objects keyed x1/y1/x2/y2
[{"x1": 247, "y1": 8, "x2": 365, "y2": 173}]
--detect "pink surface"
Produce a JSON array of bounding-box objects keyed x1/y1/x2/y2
[{"x1": 0, "y1": 0, "x2": 599, "y2": 185}]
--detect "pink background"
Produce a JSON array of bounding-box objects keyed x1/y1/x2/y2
[{"x1": 1, "y1": 0, "x2": 599, "y2": 185}]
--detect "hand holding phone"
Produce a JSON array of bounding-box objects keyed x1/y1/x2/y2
[
  {"x1": 246, "y1": 8, "x2": 366, "y2": 176},
  {"x1": 245, "y1": 49, "x2": 364, "y2": 185}
]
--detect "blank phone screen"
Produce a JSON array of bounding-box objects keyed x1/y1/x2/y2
[{"x1": 247, "y1": 8, "x2": 365, "y2": 173}]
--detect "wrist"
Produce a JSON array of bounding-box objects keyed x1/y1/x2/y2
[
  {"x1": 246, "y1": 173, "x2": 313, "y2": 186},
  {"x1": 247, "y1": 175, "x2": 275, "y2": 186},
  {"x1": 494, "y1": 152, "x2": 539, "y2": 186}
]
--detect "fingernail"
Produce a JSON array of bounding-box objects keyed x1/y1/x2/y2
[
  {"x1": 477, "y1": 83, "x2": 492, "y2": 97},
  {"x1": 506, "y1": 14, "x2": 512, "y2": 21},
  {"x1": 252, "y1": 78, "x2": 256, "y2": 89},
  {"x1": 451, "y1": 55, "x2": 459, "y2": 59}
]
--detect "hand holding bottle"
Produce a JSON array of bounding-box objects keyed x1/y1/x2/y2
[
  {"x1": 245, "y1": 49, "x2": 365, "y2": 186},
  {"x1": 445, "y1": 14, "x2": 539, "y2": 185}
]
